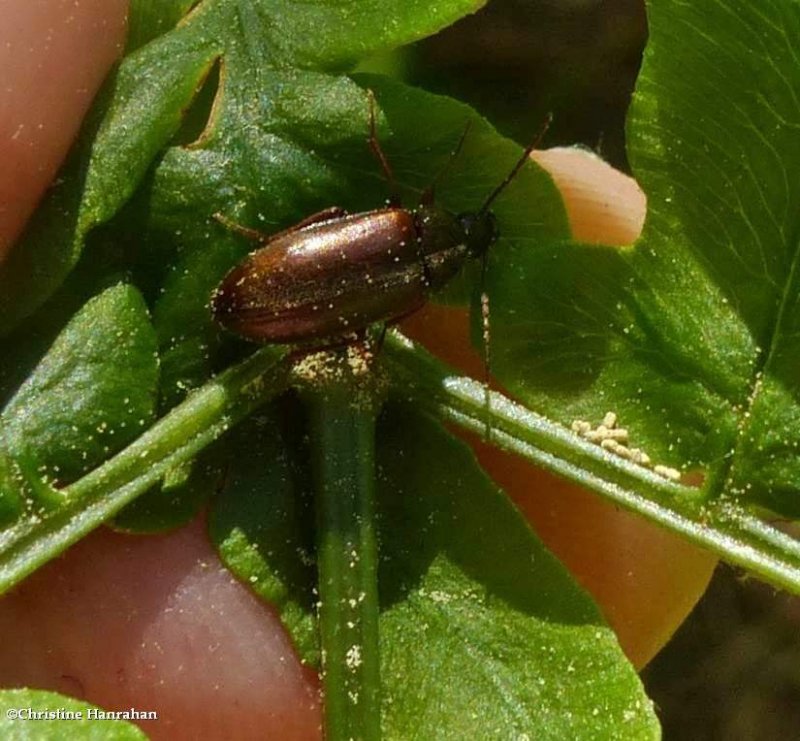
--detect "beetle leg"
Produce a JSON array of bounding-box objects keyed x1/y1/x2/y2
[
  {"x1": 262, "y1": 207, "x2": 349, "y2": 243},
  {"x1": 213, "y1": 212, "x2": 269, "y2": 241},
  {"x1": 291, "y1": 206, "x2": 348, "y2": 230},
  {"x1": 479, "y1": 251, "x2": 493, "y2": 443},
  {"x1": 367, "y1": 89, "x2": 402, "y2": 207},
  {"x1": 214, "y1": 207, "x2": 348, "y2": 244}
]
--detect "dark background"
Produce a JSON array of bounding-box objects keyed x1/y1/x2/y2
[
  {"x1": 379, "y1": 1, "x2": 800, "y2": 737},
  {"x1": 408, "y1": 0, "x2": 646, "y2": 171}
]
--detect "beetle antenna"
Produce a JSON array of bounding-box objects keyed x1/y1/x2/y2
[
  {"x1": 420, "y1": 120, "x2": 473, "y2": 206},
  {"x1": 477, "y1": 112, "x2": 553, "y2": 216},
  {"x1": 480, "y1": 249, "x2": 493, "y2": 442},
  {"x1": 367, "y1": 89, "x2": 402, "y2": 207}
]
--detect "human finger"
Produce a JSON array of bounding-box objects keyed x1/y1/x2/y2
[{"x1": 0, "y1": 0, "x2": 128, "y2": 259}]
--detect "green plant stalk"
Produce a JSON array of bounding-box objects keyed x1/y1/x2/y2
[
  {"x1": 383, "y1": 330, "x2": 800, "y2": 595},
  {"x1": 304, "y1": 381, "x2": 382, "y2": 741},
  {"x1": 6, "y1": 328, "x2": 800, "y2": 602},
  {"x1": 0, "y1": 346, "x2": 289, "y2": 594}
]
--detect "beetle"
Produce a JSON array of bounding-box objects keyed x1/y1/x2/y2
[{"x1": 211, "y1": 93, "x2": 546, "y2": 346}]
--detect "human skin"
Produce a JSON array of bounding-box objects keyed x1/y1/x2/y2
[
  {"x1": 0, "y1": 0, "x2": 129, "y2": 258},
  {"x1": 0, "y1": 1, "x2": 717, "y2": 738}
]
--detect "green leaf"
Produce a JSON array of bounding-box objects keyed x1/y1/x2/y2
[
  {"x1": 0, "y1": 284, "x2": 159, "y2": 576},
  {"x1": 0, "y1": 451, "x2": 24, "y2": 529},
  {"x1": 209, "y1": 408, "x2": 318, "y2": 664},
  {"x1": 211, "y1": 403, "x2": 658, "y2": 738},
  {"x1": 487, "y1": 0, "x2": 800, "y2": 519},
  {"x1": 205, "y1": 0, "x2": 485, "y2": 72},
  {"x1": 1, "y1": 284, "x2": 159, "y2": 487},
  {"x1": 111, "y1": 453, "x2": 217, "y2": 532},
  {"x1": 126, "y1": 0, "x2": 199, "y2": 53},
  {"x1": 376, "y1": 405, "x2": 657, "y2": 739},
  {"x1": 0, "y1": 689, "x2": 147, "y2": 740}
]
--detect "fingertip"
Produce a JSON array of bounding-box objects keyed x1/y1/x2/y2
[
  {"x1": 0, "y1": 518, "x2": 322, "y2": 740},
  {"x1": 532, "y1": 147, "x2": 647, "y2": 246},
  {"x1": 0, "y1": 0, "x2": 130, "y2": 259}
]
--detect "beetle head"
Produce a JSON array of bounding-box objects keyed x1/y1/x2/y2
[{"x1": 458, "y1": 211, "x2": 498, "y2": 258}]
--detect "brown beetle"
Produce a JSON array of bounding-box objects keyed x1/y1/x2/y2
[{"x1": 211, "y1": 95, "x2": 545, "y2": 345}]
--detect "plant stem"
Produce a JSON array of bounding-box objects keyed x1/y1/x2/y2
[
  {"x1": 0, "y1": 346, "x2": 289, "y2": 593},
  {"x1": 6, "y1": 326, "x2": 800, "y2": 603},
  {"x1": 384, "y1": 330, "x2": 800, "y2": 595},
  {"x1": 303, "y1": 372, "x2": 382, "y2": 741}
]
